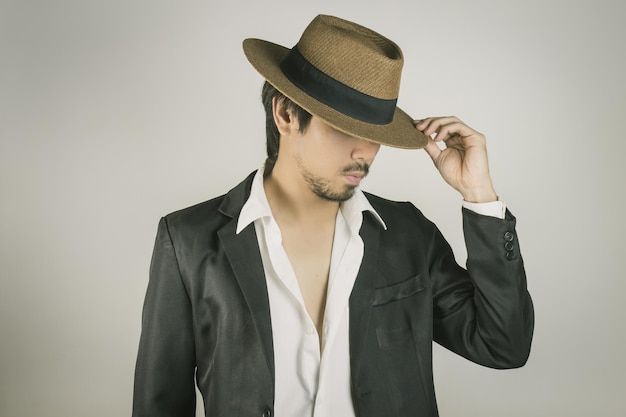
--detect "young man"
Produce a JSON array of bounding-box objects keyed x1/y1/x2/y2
[{"x1": 133, "y1": 14, "x2": 534, "y2": 417}]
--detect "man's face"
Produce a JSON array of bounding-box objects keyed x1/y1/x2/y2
[{"x1": 292, "y1": 116, "x2": 380, "y2": 202}]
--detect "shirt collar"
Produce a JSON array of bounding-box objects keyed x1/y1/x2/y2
[{"x1": 236, "y1": 166, "x2": 387, "y2": 235}]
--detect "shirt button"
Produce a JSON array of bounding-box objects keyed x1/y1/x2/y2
[{"x1": 306, "y1": 327, "x2": 315, "y2": 335}]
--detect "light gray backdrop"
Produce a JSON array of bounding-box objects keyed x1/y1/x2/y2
[{"x1": 1, "y1": 0, "x2": 624, "y2": 416}]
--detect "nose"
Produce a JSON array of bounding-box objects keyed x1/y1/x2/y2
[{"x1": 351, "y1": 138, "x2": 381, "y2": 162}]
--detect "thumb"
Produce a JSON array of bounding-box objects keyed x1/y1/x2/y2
[{"x1": 423, "y1": 138, "x2": 441, "y2": 165}]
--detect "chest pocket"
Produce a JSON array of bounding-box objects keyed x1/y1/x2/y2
[{"x1": 372, "y1": 275, "x2": 424, "y2": 306}]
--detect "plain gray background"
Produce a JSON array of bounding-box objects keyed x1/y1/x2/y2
[{"x1": 1, "y1": 0, "x2": 624, "y2": 416}]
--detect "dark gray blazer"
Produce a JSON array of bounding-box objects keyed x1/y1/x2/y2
[{"x1": 133, "y1": 172, "x2": 534, "y2": 417}]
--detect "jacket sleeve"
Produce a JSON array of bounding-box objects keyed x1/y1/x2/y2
[
  {"x1": 132, "y1": 217, "x2": 197, "y2": 417},
  {"x1": 431, "y1": 208, "x2": 534, "y2": 369}
]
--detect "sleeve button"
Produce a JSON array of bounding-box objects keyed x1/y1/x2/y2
[
  {"x1": 504, "y1": 231, "x2": 515, "y2": 242},
  {"x1": 504, "y1": 241, "x2": 515, "y2": 251},
  {"x1": 262, "y1": 408, "x2": 272, "y2": 417},
  {"x1": 506, "y1": 251, "x2": 515, "y2": 260}
]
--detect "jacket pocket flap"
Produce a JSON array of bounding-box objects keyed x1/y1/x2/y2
[{"x1": 373, "y1": 275, "x2": 424, "y2": 306}]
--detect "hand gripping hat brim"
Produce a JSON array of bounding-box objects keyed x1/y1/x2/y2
[{"x1": 243, "y1": 15, "x2": 428, "y2": 149}]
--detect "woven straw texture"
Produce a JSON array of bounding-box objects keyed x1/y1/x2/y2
[{"x1": 243, "y1": 15, "x2": 427, "y2": 149}]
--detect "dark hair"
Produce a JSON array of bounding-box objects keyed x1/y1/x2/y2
[{"x1": 261, "y1": 81, "x2": 312, "y2": 175}]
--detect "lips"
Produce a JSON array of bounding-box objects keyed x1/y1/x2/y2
[{"x1": 344, "y1": 171, "x2": 365, "y2": 186}]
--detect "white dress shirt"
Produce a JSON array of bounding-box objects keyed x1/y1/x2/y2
[{"x1": 237, "y1": 167, "x2": 505, "y2": 416}]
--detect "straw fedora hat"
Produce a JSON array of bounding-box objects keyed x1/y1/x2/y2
[{"x1": 243, "y1": 14, "x2": 427, "y2": 149}]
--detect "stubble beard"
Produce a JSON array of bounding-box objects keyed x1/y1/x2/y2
[{"x1": 296, "y1": 157, "x2": 370, "y2": 203}]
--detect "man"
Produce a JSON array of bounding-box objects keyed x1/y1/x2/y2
[{"x1": 133, "y1": 14, "x2": 534, "y2": 417}]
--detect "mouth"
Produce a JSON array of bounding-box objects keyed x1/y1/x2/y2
[
  {"x1": 342, "y1": 161, "x2": 369, "y2": 186},
  {"x1": 344, "y1": 171, "x2": 365, "y2": 186}
]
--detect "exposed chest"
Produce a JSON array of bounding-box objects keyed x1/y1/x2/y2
[{"x1": 281, "y1": 225, "x2": 335, "y2": 335}]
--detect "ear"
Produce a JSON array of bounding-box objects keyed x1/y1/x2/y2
[{"x1": 272, "y1": 96, "x2": 298, "y2": 137}]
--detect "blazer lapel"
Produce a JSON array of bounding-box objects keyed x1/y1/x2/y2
[
  {"x1": 349, "y1": 213, "x2": 381, "y2": 383},
  {"x1": 217, "y1": 172, "x2": 275, "y2": 384}
]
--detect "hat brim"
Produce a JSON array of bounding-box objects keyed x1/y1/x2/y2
[{"x1": 243, "y1": 38, "x2": 428, "y2": 149}]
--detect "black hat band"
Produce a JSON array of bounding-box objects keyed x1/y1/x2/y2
[{"x1": 279, "y1": 47, "x2": 397, "y2": 125}]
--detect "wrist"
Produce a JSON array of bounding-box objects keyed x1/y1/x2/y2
[{"x1": 461, "y1": 187, "x2": 498, "y2": 203}]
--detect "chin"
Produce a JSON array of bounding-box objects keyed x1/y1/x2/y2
[{"x1": 315, "y1": 186, "x2": 356, "y2": 203}]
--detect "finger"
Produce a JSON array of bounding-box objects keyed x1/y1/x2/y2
[
  {"x1": 414, "y1": 118, "x2": 446, "y2": 144},
  {"x1": 433, "y1": 121, "x2": 480, "y2": 143},
  {"x1": 422, "y1": 137, "x2": 442, "y2": 163},
  {"x1": 413, "y1": 118, "x2": 432, "y2": 132},
  {"x1": 419, "y1": 116, "x2": 461, "y2": 137},
  {"x1": 413, "y1": 116, "x2": 451, "y2": 128},
  {"x1": 443, "y1": 134, "x2": 466, "y2": 150}
]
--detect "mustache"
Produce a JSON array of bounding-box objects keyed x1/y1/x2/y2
[{"x1": 342, "y1": 161, "x2": 370, "y2": 176}]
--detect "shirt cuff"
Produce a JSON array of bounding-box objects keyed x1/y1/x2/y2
[{"x1": 462, "y1": 200, "x2": 506, "y2": 219}]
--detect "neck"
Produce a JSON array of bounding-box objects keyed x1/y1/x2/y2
[{"x1": 263, "y1": 163, "x2": 340, "y2": 228}]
